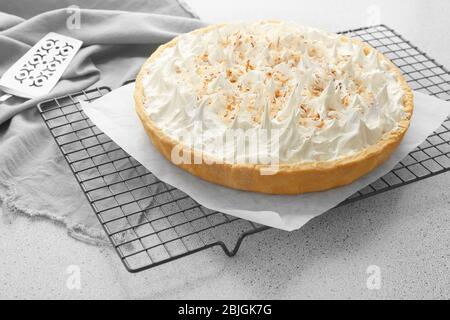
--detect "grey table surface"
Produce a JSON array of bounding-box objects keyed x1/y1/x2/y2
[{"x1": 1, "y1": 0, "x2": 449, "y2": 299}]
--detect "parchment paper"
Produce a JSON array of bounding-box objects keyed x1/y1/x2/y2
[{"x1": 81, "y1": 83, "x2": 450, "y2": 231}]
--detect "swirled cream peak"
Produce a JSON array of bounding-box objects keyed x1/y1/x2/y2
[{"x1": 142, "y1": 21, "x2": 407, "y2": 164}]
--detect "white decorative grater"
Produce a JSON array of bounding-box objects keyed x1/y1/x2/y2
[{"x1": 0, "y1": 32, "x2": 83, "y2": 100}]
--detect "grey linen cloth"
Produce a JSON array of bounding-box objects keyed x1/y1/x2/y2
[{"x1": 0, "y1": 1, "x2": 205, "y2": 244}]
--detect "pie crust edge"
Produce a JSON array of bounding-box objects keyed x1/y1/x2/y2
[{"x1": 134, "y1": 22, "x2": 414, "y2": 195}]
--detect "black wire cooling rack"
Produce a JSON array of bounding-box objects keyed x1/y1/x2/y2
[{"x1": 37, "y1": 25, "x2": 450, "y2": 273}]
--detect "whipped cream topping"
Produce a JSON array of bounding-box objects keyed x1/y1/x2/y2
[{"x1": 142, "y1": 21, "x2": 407, "y2": 164}]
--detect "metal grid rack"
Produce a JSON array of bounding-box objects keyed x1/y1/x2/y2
[{"x1": 37, "y1": 25, "x2": 450, "y2": 273}]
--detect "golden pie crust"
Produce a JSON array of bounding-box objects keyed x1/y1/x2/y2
[{"x1": 134, "y1": 22, "x2": 414, "y2": 195}]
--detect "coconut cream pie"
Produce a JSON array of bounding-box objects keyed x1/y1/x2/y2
[{"x1": 134, "y1": 21, "x2": 413, "y2": 194}]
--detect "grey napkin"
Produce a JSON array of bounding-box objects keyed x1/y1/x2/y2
[{"x1": 0, "y1": 0, "x2": 205, "y2": 244}]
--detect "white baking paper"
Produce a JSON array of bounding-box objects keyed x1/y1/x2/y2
[{"x1": 81, "y1": 83, "x2": 450, "y2": 231}]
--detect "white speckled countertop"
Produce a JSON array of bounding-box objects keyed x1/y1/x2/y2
[{"x1": 1, "y1": 0, "x2": 449, "y2": 299}]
